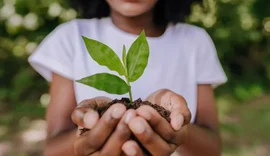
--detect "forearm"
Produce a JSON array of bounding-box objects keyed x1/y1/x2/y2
[
  {"x1": 177, "y1": 124, "x2": 221, "y2": 156},
  {"x1": 44, "y1": 128, "x2": 77, "y2": 156}
]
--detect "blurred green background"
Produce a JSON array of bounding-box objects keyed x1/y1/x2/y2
[{"x1": 0, "y1": 0, "x2": 269, "y2": 155}]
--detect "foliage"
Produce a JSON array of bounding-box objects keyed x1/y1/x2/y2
[
  {"x1": 77, "y1": 73, "x2": 130, "y2": 95},
  {"x1": 188, "y1": 0, "x2": 270, "y2": 101},
  {"x1": 82, "y1": 36, "x2": 126, "y2": 76},
  {"x1": 0, "y1": 0, "x2": 270, "y2": 155},
  {"x1": 78, "y1": 31, "x2": 149, "y2": 101},
  {"x1": 126, "y1": 31, "x2": 149, "y2": 82}
]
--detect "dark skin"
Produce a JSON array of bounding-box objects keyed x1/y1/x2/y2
[
  {"x1": 110, "y1": 6, "x2": 165, "y2": 37},
  {"x1": 43, "y1": 3, "x2": 221, "y2": 155},
  {"x1": 45, "y1": 74, "x2": 220, "y2": 156},
  {"x1": 44, "y1": 73, "x2": 77, "y2": 155}
]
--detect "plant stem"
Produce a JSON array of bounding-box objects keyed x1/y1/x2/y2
[
  {"x1": 128, "y1": 82, "x2": 133, "y2": 102},
  {"x1": 123, "y1": 63, "x2": 133, "y2": 102},
  {"x1": 125, "y1": 75, "x2": 133, "y2": 102}
]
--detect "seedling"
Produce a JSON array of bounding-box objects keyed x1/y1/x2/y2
[
  {"x1": 77, "y1": 32, "x2": 170, "y2": 138},
  {"x1": 77, "y1": 31, "x2": 149, "y2": 102}
]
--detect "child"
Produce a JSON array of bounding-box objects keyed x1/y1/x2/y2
[{"x1": 28, "y1": 0, "x2": 227, "y2": 155}]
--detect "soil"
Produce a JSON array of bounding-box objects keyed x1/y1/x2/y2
[
  {"x1": 98, "y1": 98, "x2": 171, "y2": 122},
  {"x1": 79, "y1": 98, "x2": 171, "y2": 155},
  {"x1": 80, "y1": 98, "x2": 171, "y2": 135}
]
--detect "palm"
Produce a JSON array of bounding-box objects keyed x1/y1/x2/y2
[{"x1": 146, "y1": 89, "x2": 191, "y2": 125}]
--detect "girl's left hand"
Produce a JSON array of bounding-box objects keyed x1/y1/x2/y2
[{"x1": 122, "y1": 89, "x2": 191, "y2": 156}]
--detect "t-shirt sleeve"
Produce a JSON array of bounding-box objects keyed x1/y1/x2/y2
[
  {"x1": 195, "y1": 29, "x2": 227, "y2": 88},
  {"x1": 28, "y1": 22, "x2": 74, "y2": 82}
]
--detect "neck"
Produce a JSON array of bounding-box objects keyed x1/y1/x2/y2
[{"x1": 110, "y1": 10, "x2": 165, "y2": 37}]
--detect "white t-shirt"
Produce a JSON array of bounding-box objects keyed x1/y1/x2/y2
[{"x1": 28, "y1": 17, "x2": 227, "y2": 123}]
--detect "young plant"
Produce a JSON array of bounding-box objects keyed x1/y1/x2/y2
[{"x1": 77, "y1": 31, "x2": 149, "y2": 102}]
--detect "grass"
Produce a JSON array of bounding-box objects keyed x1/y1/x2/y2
[{"x1": 219, "y1": 95, "x2": 270, "y2": 156}]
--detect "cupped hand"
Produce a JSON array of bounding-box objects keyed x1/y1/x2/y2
[
  {"x1": 71, "y1": 97, "x2": 136, "y2": 156},
  {"x1": 122, "y1": 89, "x2": 191, "y2": 156}
]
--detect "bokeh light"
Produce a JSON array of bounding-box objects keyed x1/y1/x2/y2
[
  {"x1": 40, "y1": 93, "x2": 51, "y2": 107},
  {"x1": 0, "y1": 4, "x2": 15, "y2": 20},
  {"x1": 7, "y1": 13, "x2": 22, "y2": 27},
  {"x1": 25, "y1": 42, "x2": 38, "y2": 54},
  {"x1": 23, "y1": 13, "x2": 39, "y2": 31},
  {"x1": 60, "y1": 9, "x2": 77, "y2": 21},
  {"x1": 48, "y1": 2, "x2": 62, "y2": 17},
  {"x1": 4, "y1": 0, "x2": 16, "y2": 5},
  {"x1": 263, "y1": 17, "x2": 270, "y2": 33}
]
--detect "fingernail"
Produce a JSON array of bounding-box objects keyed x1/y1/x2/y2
[
  {"x1": 75, "y1": 110, "x2": 84, "y2": 119},
  {"x1": 124, "y1": 111, "x2": 135, "y2": 124},
  {"x1": 111, "y1": 107, "x2": 125, "y2": 119},
  {"x1": 131, "y1": 119, "x2": 145, "y2": 134},
  {"x1": 137, "y1": 107, "x2": 151, "y2": 120},
  {"x1": 84, "y1": 111, "x2": 98, "y2": 129},
  {"x1": 125, "y1": 146, "x2": 137, "y2": 156},
  {"x1": 173, "y1": 114, "x2": 184, "y2": 131}
]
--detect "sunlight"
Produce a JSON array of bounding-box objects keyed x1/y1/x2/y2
[
  {"x1": 60, "y1": 9, "x2": 77, "y2": 22},
  {"x1": 13, "y1": 45, "x2": 25, "y2": 57},
  {"x1": 4, "y1": 0, "x2": 16, "y2": 5},
  {"x1": 48, "y1": 2, "x2": 63, "y2": 18},
  {"x1": 0, "y1": 4, "x2": 15, "y2": 20},
  {"x1": 203, "y1": 15, "x2": 216, "y2": 28},
  {"x1": 23, "y1": 13, "x2": 39, "y2": 31},
  {"x1": 263, "y1": 18, "x2": 270, "y2": 33},
  {"x1": 7, "y1": 14, "x2": 23, "y2": 28},
  {"x1": 40, "y1": 93, "x2": 50, "y2": 108},
  {"x1": 25, "y1": 42, "x2": 38, "y2": 55},
  {"x1": 240, "y1": 14, "x2": 254, "y2": 30}
]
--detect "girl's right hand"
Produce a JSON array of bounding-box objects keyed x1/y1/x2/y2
[{"x1": 71, "y1": 97, "x2": 136, "y2": 156}]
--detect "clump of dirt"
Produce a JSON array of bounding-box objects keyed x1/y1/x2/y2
[{"x1": 98, "y1": 98, "x2": 171, "y2": 121}]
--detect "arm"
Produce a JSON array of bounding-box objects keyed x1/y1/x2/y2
[
  {"x1": 177, "y1": 84, "x2": 221, "y2": 156},
  {"x1": 44, "y1": 73, "x2": 77, "y2": 156}
]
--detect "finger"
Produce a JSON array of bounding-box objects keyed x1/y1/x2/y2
[
  {"x1": 170, "y1": 97, "x2": 191, "y2": 127},
  {"x1": 100, "y1": 109, "x2": 136, "y2": 156},
  {"x1": 71, "y1": 97, "x2": 112, "y2": 127},
  {"x1": 72, "y1": 107, "x2": 87, "y2": 127},
  {"x1": 72, "y1": 109, "x2": 100, "y2": 129},
  {"x1": 129, "y1": 117, "x2": 173, "y2": 156},
  {"x1": 137, "y1": 105, "x2": 184, "y2": 131},
  {"x1": 170, "y1": 110, "x2": 184, "y2": 131},
  {"x1": 74, "y1": 104, "x2": 126, "y2": 156},
  {"x1": 136, "y1": 105, "x2": 185, "y2": 145},
  {"x1": 122, "y1": 140, "x2": 145, "y2": 156}
]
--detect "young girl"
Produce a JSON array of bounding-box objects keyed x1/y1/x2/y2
[{"x1": 28, "y1": 0, "x2": 227, "y2": 155}]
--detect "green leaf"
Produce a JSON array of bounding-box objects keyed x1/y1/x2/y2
[
  {"x1": 126, "y1": 31, "x2": 150, "y2": 82},
  {"x1": 122, "y1": 45, "x2": 127, "y2": 67},
  {"x1": 82, "y1": 36, "x2": 126, "y2": 76},
  {"x1": 76, "y1": 73, "x2": 129, "y2": 95}
]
